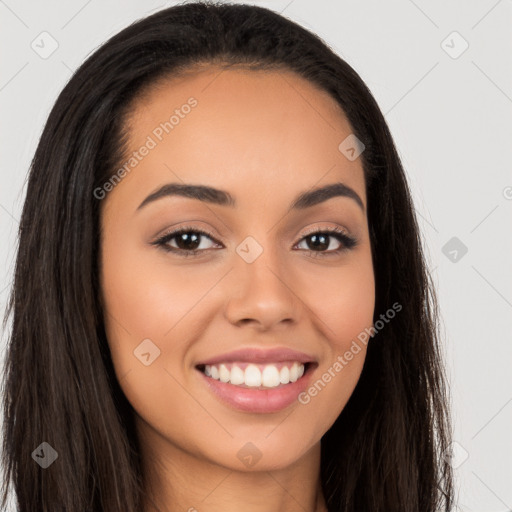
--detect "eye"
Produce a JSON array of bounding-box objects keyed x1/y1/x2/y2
[
  {"x1": 152, "y1": 226, "x2": 222, "y2": 256},
  {"x1": 294, "y1": 227, "x2": 357, "y2": 256}
]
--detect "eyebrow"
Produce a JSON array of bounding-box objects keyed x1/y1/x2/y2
[{"x1": 137, "y1": 181, "x2": 365, "y2": 212}]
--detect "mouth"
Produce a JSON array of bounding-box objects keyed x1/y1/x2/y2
[
  {"x1": 195, "y1": 357, "x2": 318, "y2": 414},
  {"x1": 195, "y1": 361, "x2": 315, "y2": 389},
  {"x1": 194, "y1": 347, "x2": 318, "y2": 413}
]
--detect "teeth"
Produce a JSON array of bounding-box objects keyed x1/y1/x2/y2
[
  {"x1": 289, "y1": 362, "x2": 299, "y2": 382},
  {"x1": 261, "y1": 365, "x2": 280, "y2": 387},
  {"x1": 219, "y1": 364, "x2": 230, "y2": 383},
  {"x1": 201, "y1": 361, "x2": 306, "y2": 388},
  {"x1": 230, "y1": 365, "x2": 245, "y2": 385},
  {"x1": 279, "y1": 366, "x2": 289, "y2": 384},
  {"x1": 245, "y1": 364, "x2": 261, "y2": 387}
]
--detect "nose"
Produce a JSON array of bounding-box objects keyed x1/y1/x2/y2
[{"x1": 224, "y1": 246, "x2": 300, "y2": 331}]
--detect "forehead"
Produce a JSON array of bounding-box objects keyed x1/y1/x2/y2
[{"x1": 110, "y1": 66, "x2": 366, "y2": 212}]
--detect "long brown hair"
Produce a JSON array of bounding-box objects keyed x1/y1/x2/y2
[{"x1": 1, "y1": 2, "x2": 454, "y2": 510}]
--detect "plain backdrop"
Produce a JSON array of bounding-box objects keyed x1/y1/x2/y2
[{"x1": 1, "y1": 1, "x2": 511, "y2": 511}]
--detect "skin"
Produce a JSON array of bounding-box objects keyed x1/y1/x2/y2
[{"x1": 99, "y1": 66, "x2": 375, "y2": 512}]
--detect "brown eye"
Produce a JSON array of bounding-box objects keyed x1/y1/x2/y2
[
  {"x1": 295, "y1": 228, "x2": 357, "y2": 255},
  {"x1": 302, "y1": 233, "x2": 333, "y2": 251},
  {"x1": 153, "y1": 227, "x2": 222, "y2": 256},
  {"x1": 173, "y1": 231, "x2": 202, "y2": 251}
]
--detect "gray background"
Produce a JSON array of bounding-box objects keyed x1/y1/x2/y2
[{"x1": 1, "y1": 1, "x2": 511, "y2": 510}]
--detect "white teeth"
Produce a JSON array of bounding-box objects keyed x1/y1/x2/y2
[
  {"x1": 245, "y1": 364, "x2": 261, "y2": 387},
  {"x1": 201, "y1": 362, "x2": 306, "y2": 388},
  {"x1": 230, "y1": 365, "x2": 245, "y2": 385},
  {"x1": 261, "y1": 365, "x2": 280, "y2": 388},
  {"x1": 219, "y1": 364, "x2": 230, "y2": 383},
  {"x1": 289, "y1": 362, "x2": 299, "y2": 382}
]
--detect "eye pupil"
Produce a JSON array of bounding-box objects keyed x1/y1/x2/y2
[
  {"x1": 307, "y1": 234, "x2": 329, "y2": 251},
  {"x1": 176, "y1": 232, "x2": 201, "y2": 250}
]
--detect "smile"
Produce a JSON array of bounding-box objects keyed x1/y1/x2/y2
[
  {"x1": 196, "y1": 361, "x2": 316, "y2": 414},
  {"x1": 199, "y1": 361, "x2": 306, "y2": 388}
]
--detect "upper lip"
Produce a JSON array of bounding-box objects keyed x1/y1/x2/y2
[{"x1": 196, "y1": 347, "x2": 316, "y2": 366}]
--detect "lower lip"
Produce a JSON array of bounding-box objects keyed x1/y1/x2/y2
[{"x1": 197, "y1": 365, "x2": 315, "y2": 413}]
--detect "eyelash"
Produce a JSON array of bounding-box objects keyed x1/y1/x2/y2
[{"x1": 151, "y1": 225, "x2": 358, "y2": 258}]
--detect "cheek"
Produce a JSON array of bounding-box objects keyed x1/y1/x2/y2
[
  {"x1": 100, "y1": 236, "x2": 218, "y2": 350},
  {"x1": 99, "y1": 232, "x2": 231, "y2": 392},
  {"x1": 292, "y1": 254, "x2": 375, "y2": 430},
  {"x1": 99, "y1": 233, "x2": 182, "y2": 391},
  {"x1": 301, "y1": 253, "x2": 375, "y2": 346},
  {"x1": 99, "y1": 239, "x2": 219, "y2": 441}
]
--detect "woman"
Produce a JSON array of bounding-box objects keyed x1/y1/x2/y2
[{"x1": 1, "y1": 2, "x2": 454, "y2": 511}]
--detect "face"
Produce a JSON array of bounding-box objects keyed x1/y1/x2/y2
[{"x1": 99, "y1": 66, "x2": 375, "y2": 473}]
